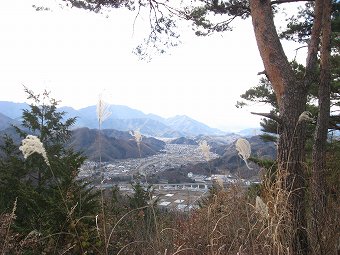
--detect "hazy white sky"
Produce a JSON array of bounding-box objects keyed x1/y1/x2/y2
[{"x1": 0, "y1": 0, "x2": 306, "y2": 131}]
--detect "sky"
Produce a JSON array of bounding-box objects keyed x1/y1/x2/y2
[{"x1": 0, "y1": 0, "x2": 306, "y2": 132}]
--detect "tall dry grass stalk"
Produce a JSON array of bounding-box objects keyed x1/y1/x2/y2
[
  {"x1": 173, "y1": 185, "x2": 251, "y2": 254},
  {"x1": 255, "y1": 168, "x2": 294, "y2": 255},
  {"x1": 1, "y1": 198, "x2": 17, "y2": 255},
  {"x1": 106, "y1": 205, "x2": 149, "y2": 251},
  {"x1": 310, "y1": 196, "x2": 340, "y2": 255},
  {"x1": 96, "y1": 94, "x2": 111, "y2": 255},
  {"x1": 96, "y1": 94, "x2": 111, "y2": 129},
  {"x1": 160, "y1": 168, "x2": 296, "y2": 255}
]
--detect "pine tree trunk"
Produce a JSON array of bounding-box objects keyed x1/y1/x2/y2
[
  {"x1": 249, "y1": 0, "x2": 309, "y2": 253},
  {"x1": 278, "y1": 86, "x2": 309, "y2": 254},
  {"x1": 311, "y1": 0, "x2": 332, "y2": 253}
]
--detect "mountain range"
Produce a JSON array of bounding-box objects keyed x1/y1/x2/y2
[
  {"x1": 0, "y1": 125, "x2": 165, "y2": 161},
  {"x1": 68, "y1": 128, "x2": 165, "y2": 161},
  {"x1": 0, "y1": 112, "x2": 19, "y2": 131},
  {"x1": 0, "y1": 101, "x2": 225, "y2": 137}
]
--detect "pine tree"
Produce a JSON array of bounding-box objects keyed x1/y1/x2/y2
[{"x1": 0, "y1": 87, "x2": 100, "y2": 254}]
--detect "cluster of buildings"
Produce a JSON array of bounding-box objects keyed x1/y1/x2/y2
[
  {"x1": 78, "y1": 143, "x2": 260, "y2": 211},
  {"x1": 78, "y1": 144, "x2": 219, "y2": 183}
]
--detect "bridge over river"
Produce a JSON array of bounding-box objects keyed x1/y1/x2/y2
[
  {"x1": 152, "y1": 183, "x2": 212, "y2": 191},
  {"x1": 99, "y1": 182, "x2": 213, "y2": 192}
]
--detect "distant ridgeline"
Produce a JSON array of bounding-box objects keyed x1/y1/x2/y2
[
  {"x1": 0, "y1": 101, "x2": 226, "y2": 138},
  {"x1": 0, "y1": 101, "x2": 277, "y2": 165},
  {"x1": 68, "y1": 127, "x2": 165, "y2": 161},
  {"x1": 0, "y1": 125, "x2": 165, "y2": 161}
]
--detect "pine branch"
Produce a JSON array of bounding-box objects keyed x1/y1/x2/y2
[
  {"x1": 251, "y1": 112, "x2": 282, "y2": 124},
  {"x1": 271, "y1": 0, "x2": 314, "y2": 5}
]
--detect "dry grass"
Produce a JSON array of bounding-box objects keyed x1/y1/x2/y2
[
  {"x1": 2, "y1": 162, "x2": 340, "y2": 255},
  {"x1": 148, "y1": 167, "x2": 302, "y2": 255},
  {"x1": 160, "y1": 183, "x2": 291, "y2": 255},
  {"x1": 1, "y1": 211, "x2": 16, "y2": 255},
  {"x1": 3, "y1": 176, "x2": 340, "y2": 255},
  {"x1": 310, "y1": 197, "x2": 340, "y2": 255}
]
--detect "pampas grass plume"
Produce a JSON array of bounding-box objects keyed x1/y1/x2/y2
[
  {"x1": 235, "y1": 138, "x2": 252, "y2": 169},
  {"x1": 212, "y1": 177, "x2": 224, "y2": 190},
  {"x1": 96, "y1": 94, "x2": 111, "y2": 126},
  {"x1": 19, "y1": 135, "x2": 50, "y2": 166},
  {"x1": 255, "y1": 196, "x2": 269, "y2": 219},
  {"x1": 130, "y1": 130, "x2": 142, "y2": 146},
  {"x1": 199, "y1": 140, "x2": 211, "y2": 161},
  {"x1": 298, "y1": 111, "x2": 313, "y2": 123}
]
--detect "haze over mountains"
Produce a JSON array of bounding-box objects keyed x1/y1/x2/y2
[
  {"x1": 0, "y1": 101, "x2": 226, "y2": 137},
  {"x1": 0, "y1": 101, "x2": 275, "y2": 173}
]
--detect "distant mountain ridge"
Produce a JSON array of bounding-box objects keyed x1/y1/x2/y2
[
  {"x1": 68, "y1": 128, "x2": 165, "y2": 161},
  {"x1": 0, "y1": 125, "x2": 165, "y2": 161},
  {"x1": 0, "y1": 101, "x2": 226, "y2": 137},
  {"x1": 165, "y1": 115, "x2": 225, "y2": 137},
  {"x1": 0, "y1": 113, "x2": 19, "y2": 131},
  {"x1": 0, "y1": 101, "x2": 29, "y2": 120}
]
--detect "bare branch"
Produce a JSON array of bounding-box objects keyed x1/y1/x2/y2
[
  {"x1": 200, "y1": 15, "x2": 238, "y2": 36},
  {"x1": 257, "y1": 70, "x2": 267, "y2": 76},
  {"x1": 271, "y1": 0, "x2": 314, "y2": 5},
  {"x1": 293, "y1": 45, "x2": 308, "y2": 61},
  {"x1": 251, "y1": 112, "x2": 282, "y2": 123},
  {"x1": 294, "y1": 45, "x2": 308, "y2": 51},
  {"x1": 329, "y1": 122, "x2": 340, "y2": 131},
  {"x1": 132, "y1": 2, "x2": 142, "y2": 37},
  {"x1": 151, "y1": 0, "x2": 185, "y2": 19}
]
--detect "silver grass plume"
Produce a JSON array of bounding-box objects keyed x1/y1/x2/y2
[
  {"x1": 19, "y1": 135, "x2": 50, "y2": 166},
  {"x1": 199, "y1": 140, "x2": 211, "y2": 161},
  {"x1": 298, "y1": 111, "x2": 313, "y2": 124},
  {"x1": 96, "y1": 94, "x2": 111, "y2": 126},
  {"x1": 130, "y1": 130, "x2": 142, "y2": 148},
  {"x1": 212, "y1": 177, "x2": 224, "y2": 190},
  {"x1": 130, "y1": 130, "x2": 142, "y2": 159},
  {"x1": 235, "y1": 138, "x2": 252, "y2": 169},
  {"x1": 255, "y1": 196, "x2": 269, "y2": 219}
]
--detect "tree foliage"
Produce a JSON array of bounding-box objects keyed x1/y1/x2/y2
[
  {"x1": 0, "y1": 88, "x2": 100, "y2": 253},
  {"x1": 237, "y1": 0, "x2": 340, "y2": 132}
]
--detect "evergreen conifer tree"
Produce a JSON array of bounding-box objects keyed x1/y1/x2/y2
[{"x1": 0, "y1": 87, "x2": 100, "y2": 253}]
